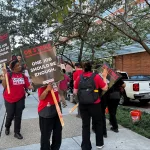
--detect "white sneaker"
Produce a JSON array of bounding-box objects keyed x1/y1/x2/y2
[{"x1": 97, "y1": 145, "x2": 104, "y2": 149}]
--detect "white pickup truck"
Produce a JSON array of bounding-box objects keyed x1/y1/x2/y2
[{"x1": 119, "y1": 72, "x2": 150, "y2": 105}]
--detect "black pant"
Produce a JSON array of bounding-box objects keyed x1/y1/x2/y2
[
  {"x1": 79, "y1": 103, "x2": 103, "y2": 150},
  {"x1": 92, "y1": 96, "x2": 107, "y2": 135},
  {"x1": 107, "y1": 98, "x2": 119, "y2": 129},
  {"x1": 101, "y1": 97, "x2": 107, "y2": 135},
  {"x1": 5, "y1": 97, "x2": 25, "y2": 133},
  {"x1": 39, "y1": 115, "x2": 62, "y2": 150},
  {"x1": 74, "y1": 94, "x2": 80, "y2": 116}
]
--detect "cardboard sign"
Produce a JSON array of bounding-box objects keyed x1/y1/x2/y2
[
  {"x1": 97, "y1": 63, "x2": 122, "y2": 96},
  {"x1": 0, "y1": 32, "x2": 11, "y2": 64},
  {"x1": 22, "y1": 42, "x2": 63, "y2": 88}
]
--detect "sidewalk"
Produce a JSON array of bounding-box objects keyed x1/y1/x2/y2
[{"x1": 0, "y1": 91, "x2": 150, "y2": 150}]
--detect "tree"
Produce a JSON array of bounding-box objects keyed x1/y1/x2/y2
[
  {"x1": 71, "y1": 0, "x2": 150, "y2": 54},
  {"x1": 51, "y1": 0, "x2": 124, "y2": 62}
]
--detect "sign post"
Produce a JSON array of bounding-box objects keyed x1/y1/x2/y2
[{"x1": 51, "y1": 88, "x2": 64, "y2": 126}]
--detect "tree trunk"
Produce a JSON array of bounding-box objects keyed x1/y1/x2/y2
[
  {"x1": 91, "y1": 47, "x2": 95, "y2": 63},
  {"x1": 139, "y1": 40, "x2": 150, "y2": 54},
  {"x1": 78, "y1": 39, "x2": 84, "y2": 62},
  {"x1": 61, "y1": 54, "x2": 74, "y2": 68}
]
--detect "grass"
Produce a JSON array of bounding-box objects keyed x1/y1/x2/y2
[{"x1": 106, "y1": 106, "x2": 150, "y2": 139}]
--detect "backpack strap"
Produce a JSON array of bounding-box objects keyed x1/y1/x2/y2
[
  {"x1": 79, "y1": 73, "x2": 97, "y2": 90},
  {"x1": 90, "y1": 73, "x2": 97, "y2": 90}
]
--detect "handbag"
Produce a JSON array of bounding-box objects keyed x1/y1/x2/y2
[
  {"x1": 109, "y1": 91, "x2": 120, "y2": 100},
  {"x1": 39, "y1": 103, "x2": 61, "y2": 118}
]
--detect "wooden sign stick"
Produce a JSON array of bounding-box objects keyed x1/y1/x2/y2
[
  {"x1": 51, "y1": 89, "x2": 64, "y2": 127},
  {"x1": 69, "y1": 103, "x2": 79, "y2": 113},
  {"x1": 3, "y1": 63, "x2": 10, "y2": 94}
]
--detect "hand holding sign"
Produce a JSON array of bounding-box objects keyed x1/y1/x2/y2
[
  {"x1": 46, "y1": 83, "x2": 52, "y2": 91},
  {"x1": 2, "y1": 63, "x2": 10, "y2": 94},
  {"x1": 102, "y1": 68, "x2": 108, "y2": 79}
]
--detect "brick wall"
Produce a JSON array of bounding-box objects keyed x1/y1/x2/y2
[{"x1": 114, "y1": 52, "x2": 150, "y2": 76}]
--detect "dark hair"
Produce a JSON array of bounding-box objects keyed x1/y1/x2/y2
[
  {"x1": 75, "y1": 62, "x2": 81, "y2": 68},
  {"x1": 83, "y1": 62, "x2": 92, "y2": 72},
  {"x1": 12, "y1": 55, "x2": 17, "y2": 60},
  {"x1": 10, "y1": 60, "x2": 19, "y2": 70},
  {"x1": 62, "y1": 69, "x2": 66, "y2": 74}
]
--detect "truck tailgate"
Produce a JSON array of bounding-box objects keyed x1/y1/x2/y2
[
  {"x1": 139, "y1": 81, "x2": 150, "y2": 93},
  {"x1": 124, "y1": 80, "x2": 150, "y2": 99}
]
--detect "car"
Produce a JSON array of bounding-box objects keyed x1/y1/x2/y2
[
  {"x1": 119, "y1": 72, "x2": 150, "y2": 105},
  {"x1": 130, "y1": 75, "x2": 150, "y2": 80}
]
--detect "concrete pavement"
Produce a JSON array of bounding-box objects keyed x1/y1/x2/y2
[{"x1": 0, "y1": 86, "x2": 150, "y2": 150}]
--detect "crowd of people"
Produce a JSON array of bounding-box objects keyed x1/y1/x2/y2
[{"x1": 0, "y1": 58, "x2": 125, "y2": 150}]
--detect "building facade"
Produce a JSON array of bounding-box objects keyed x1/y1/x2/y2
[{"x1": 113, "y1": 51, "x2": 150, "y2": 76}]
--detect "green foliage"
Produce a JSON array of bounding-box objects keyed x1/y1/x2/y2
[
  {"x1": 108, "y1": 106, "x2": 150, "y2": 139},
  {"x1": 1, "y1": 0, "x2": 150, "y2": 60}
]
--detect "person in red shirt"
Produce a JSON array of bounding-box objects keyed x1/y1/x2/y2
[
  {"x1": 74, "y1": 62, "x2": 108, "y2": 150},
  {"x1": 2, "y1": 60, "x2": 33, "y2": 139},
  {"x1": 73, "y1": 62, "x2": 83, "y2": 83},
  {"x1": 58, "y1": 69, "x2": 70, "y2": 108},
  {"x1": 38, "y1": 83, "x2": 62, "y2": 150},
  {"x1": 73, "y1": 63, "x2": 83, "y2": 117}
]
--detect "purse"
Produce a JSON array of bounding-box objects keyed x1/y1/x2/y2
[
  {"x1": 39, "y1": 103, "x2": 61, "y2": 118},
  {"x1": 109, "y1": 91, "x2": 120, "y2": 100}
]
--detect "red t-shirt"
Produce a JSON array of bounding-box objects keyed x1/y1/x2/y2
[
  {"x1": 74, "y1": 72, "x2": 106, "y2": 104},
  {"x1": 3, "y1": 73, "x2": 30, "y2": 103},
  {"x1": 38, "y1": 85, "x2": 59, "y2": 112},
  {"x1": 73, "y1": 69, "x2": 83, "y2": 81},
  {"x1": 59, "y1": 74, "x2": 70, "y2": 91}
]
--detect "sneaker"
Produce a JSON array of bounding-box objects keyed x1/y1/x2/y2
[
  {"x1": 5, "y1": 128, "x2": 10, "y2": 135},
  {"x1": 62, "y1": 103, "x2": 67, "y2": 108},
  {"x1": 76, "y1": 114, "x2": 81, "y2": 118},
  {"x1": 14, "y1": 133, "x2": 23, "y2": 139},
  {"x1": 97, "y1": 145, "x2": 104, "y2": 149},
  {"x1": 110, "y1": 127, "x2": 119, "y2": 133}
]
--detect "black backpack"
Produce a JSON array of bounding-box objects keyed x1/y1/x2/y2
[{"x1": 77, "y1": 73, "x2": 99, "y2": 104}]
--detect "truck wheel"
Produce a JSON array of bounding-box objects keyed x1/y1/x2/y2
[
  {"x1": 119, "y1": 93, "x2": 129, "y2": 105},
  {"x1": 139, "y1": 100, "x2": 150, "y2": 105}
]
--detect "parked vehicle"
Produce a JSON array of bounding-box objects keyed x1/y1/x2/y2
[
  {"x1": 130, "y1": 75, "x2": 150, "y2": 80},
  {"x1": 119, "y1": 72, "x2": 150, "y2": 105}
]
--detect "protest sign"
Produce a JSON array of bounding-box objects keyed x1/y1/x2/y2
[
  {"x1": 0, "y1": 32, "x2": 11, "y2": 94},
  {"x1": 22, "y1": 42, "x2": 65, "y2": 126},
  {"x1": 22, "y1": 42, "x2": 64, "y2": 88},
  {"x1": 97, "y1": 63, "x2": 122, "y2": 96},
  {"x1": 0, "y1": 32, "x2": 11, "y2": 64}
]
